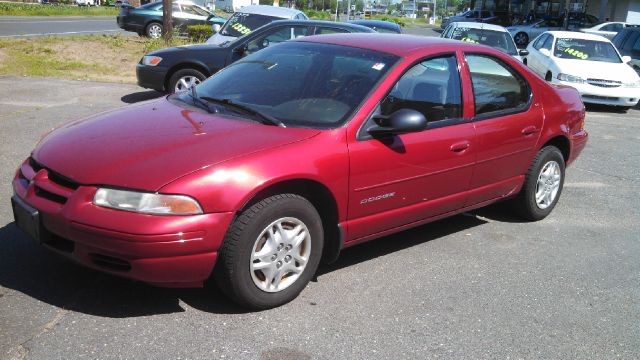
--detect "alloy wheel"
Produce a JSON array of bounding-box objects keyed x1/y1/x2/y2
[
  {"x1": 250, "y1": 217, "x2": 311, "y2": 293},
  {"x1": 535, "y1": 160, "x2": 561, "y2": 209},
  {"x1": 174, "y1": 76, "x2": 201, "y2": 92}
]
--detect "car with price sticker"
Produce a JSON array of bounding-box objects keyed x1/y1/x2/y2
[
  {"x1": 137, "y1": 20, "x2": 374, "y2": 93},
  {"x1": 441, "y1": 22, "x2": 528, "y2": 61},
  {"x1": 524, "y1": 31, "x2": 640, "y2": 110},
  {"x1": 13, "y1": 34, "x2": 589, "y2": 309},
  {"x1": 205, "y1": 5, "x2": 307, "y2": 45}
]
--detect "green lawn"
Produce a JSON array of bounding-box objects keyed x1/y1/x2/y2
[{"x1": 0, "y1": 2, "x2": 119, "y2": 16}]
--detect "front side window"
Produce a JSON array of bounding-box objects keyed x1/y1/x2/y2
[
  {"x1": 180, "y1": 42, "x2": 399, "y2": 128},
  {"x1": 465, "y1": 54, "x2": 531, "y2": 117},
  {"x1": 381, "y1": 55, "x2": 462, "y2": 122},
  {"x1": 246, "y1": 26, "x2": 309, "y2": 53},
  {"x1": 219, "y1": 13, "x2": 281, "y2": 37},
  {"x1": 553, "y1": 38, "x2": 622, "y2": 63},
  {"x1": 541, "y1": 34, "x2": 554, "y2": 51}
]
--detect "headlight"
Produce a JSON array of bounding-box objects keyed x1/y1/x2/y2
[
  {"x1": 623, "y1": 80, "x2": 640, "y2": 88},
  {"x1": 93, "y1": 188, "x2": 203, "y2": 215},
  {"x1": 557, "y1": 73, "x2": 586, "y2": 84},
  {"x1": 142, "y1": 55, "x2": 162, "y2": 66}
]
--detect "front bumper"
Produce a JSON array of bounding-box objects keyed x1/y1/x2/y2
[
  {"x1": 12, "y1": 158, "x2": 234, "y2": 287},
  {"x1": 555, "y1": 80, "x2": 640, "y2": 107},
  {"x1": 136, "y1": 63, "x2": 168, "y2": 92}
]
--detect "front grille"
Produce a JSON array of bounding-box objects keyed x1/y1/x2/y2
[
  {"x1": 586, "y1": 78, "x2": 622, "y2": 88},
  {"x1": 583, "y1": 94, "x2": 619, "y2": 101},
  {"x1": 47, "y1": 171, "x2": 80, "y2": 190},
  {"x1": 89, "y1": 254, "x2": 132, "y2": 272},
  {"x1": 34, "y1": 186, "x2": 67, "y2": 204}
]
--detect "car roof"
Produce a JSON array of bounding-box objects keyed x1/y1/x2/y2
[
  {"x1": 349, "y1": 20, "x2": 401, "y2": 29},
  {"x1": 293, "y1": 33, "x2": 489, "y2": 56},
  {"x1": 546, "y1": 30, "x2": 611, "y2": 42},
  {"x1": 270, "y1": 19, "x2": 375, "y2": 32},
  {"x1": 448, "y1": 21, "x2": 508, "y2": 32},
  {"x1": 233, "y1": 5, "x2": 303, "y2": 17}
]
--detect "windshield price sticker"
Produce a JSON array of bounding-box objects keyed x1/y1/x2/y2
[
  {"x1": 563, "y1": 47, "x2": 588, "y2": 60},
  {"x1": 231, "y1": 22, "x2": 252, "y2": 35},
  {"x1": 460, "y1": 37, "x2": 478, "y2": 44}
]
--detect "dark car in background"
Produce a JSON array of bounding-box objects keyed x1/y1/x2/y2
[
  {"x1": 349, "y1": 20, "x2": 402, "y2": 33},
  {"x1": 612, "y1": 27, "x2": 640, "y2": 75},
  {"x1": 137, "y1": 20, "x2": 375, "y2": 93},
  {"x1": 441, "y1": 9, "x2": 511, "y2": 29},
  {"x1": 117, "y1": 0, "x2": 226, "y2": 38}
]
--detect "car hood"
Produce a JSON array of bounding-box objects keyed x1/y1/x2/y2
[
  {"x1": 148, "y1": 43, "x2": 226, "y2": 57},
  {"x1": 555, "y1": 58, "x2": 640, "y2": 81},
  {"x1": 206, "y1": 32, "x2": 237, "y2": 45},
  {"x1": 33, "y1": 99, "x2": 320, "y2": 191}
]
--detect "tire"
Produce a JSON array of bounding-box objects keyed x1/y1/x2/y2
[
  {"x1": 545, "y1": 71, "x2": 552, "y2": 82},
  {"x1": 214, "y1": 194, "x2": 324, "y2": 310},
  {"x1": 145, "y1": 22, "x2": 163, "y2": 39},
  {"x1": 514, "y1": 32, "x2": 529, "y2": 48},
  {"x1": 168, "y1": 68, "x2": 206, "y2": 93},
  {"x1": 513, "y1": 146, "x2": 565, "y2": 221}
]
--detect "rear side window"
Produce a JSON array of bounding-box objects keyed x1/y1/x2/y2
[
  {"x1": 316, "y1": 27, "x2": 349, "y2": 35},
  {"x1": 381, "y1": 55, "x2": 462, "y2": 122},
  {"x1": 465, "y1": 54, "x2": 531, "y2": 117}
]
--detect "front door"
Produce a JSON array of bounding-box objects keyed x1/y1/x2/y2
[{"x1": 346, "y1": 54, "x2": 477, "y2": 241}]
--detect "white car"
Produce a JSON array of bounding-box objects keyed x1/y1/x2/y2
[
  {"x1": 524, "y1": 31, "x2": 640, "y2": 109},
  {"x1": 206, "y1": 5, "x2": 307, "y2": 45},
  {"x1": 441, "y1": 22, "x2": 527, "y2": 61},
  {"x1": 76, "y1": 0, "x2": 96, "y2": 5},
  {"x1": 580, "y1": 22, "x2": 639, "y2": 40}
]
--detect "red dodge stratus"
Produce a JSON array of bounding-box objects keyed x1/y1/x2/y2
[{"x1": 12, "y1": 34, "x2": 587, "y2": 309}]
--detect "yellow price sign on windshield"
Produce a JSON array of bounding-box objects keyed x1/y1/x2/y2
[
  {"x1": 460, "y1": 37, "x2": 478, "y2": 44},
  {"x1": 563, "y1": 47, "x2": 589, "y2": 60},
  {"x1": 231, "y1": 22, "x2": 252, "y2": 35}
]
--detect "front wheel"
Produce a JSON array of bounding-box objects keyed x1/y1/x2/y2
[
  {"x1": 214, "y1": 194, "x2": 324, "y2": 310},
  {"x1": 513, "y1": 146, "x2": 565, "y2": 221},
  {"x1": 168, "y1": 68, "x2": 205, "y2": 93}
]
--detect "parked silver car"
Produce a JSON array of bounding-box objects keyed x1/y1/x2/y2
[{"x1": 507, "y1": 18, "x2": 564, "y2": 48}]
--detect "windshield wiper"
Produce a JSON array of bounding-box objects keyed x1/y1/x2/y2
[
  {"x1": 188, "y1": 85, "x2": 214, "y2": 113},
  {"x1": 199, "y1": 97, "x2": 286, "y2": 127}
]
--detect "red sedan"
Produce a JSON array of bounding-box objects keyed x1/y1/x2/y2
[{"x1": 11, "y1": 34, "x2": 587, "y2": 309}]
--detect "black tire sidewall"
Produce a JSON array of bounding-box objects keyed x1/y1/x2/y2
[
  {"x1": 168, "y1": 69, "x2": 205, "y2": 93},
  {"x1": 520, "y1": 146, "x2": 566, "y2": 220},
  {"x1": 220, "y1": 195, "x2": 323, "y2": 310}
]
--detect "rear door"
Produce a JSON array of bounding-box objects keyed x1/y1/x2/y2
[
  {"x1": 462, "y1": 53, "x2": 543, "y2": 205},
  {"x1": 346, "y1": 54, "x2": 477, "y2": 240}
]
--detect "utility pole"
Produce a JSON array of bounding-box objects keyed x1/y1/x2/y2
[
  {"x1": 347, "y1": 0, "x2": 351, "y2": 20},
  {"x1": 162, "y1": 0, "x2": 173, "y2": 43}
]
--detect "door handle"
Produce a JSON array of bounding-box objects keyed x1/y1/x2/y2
[
  {"x1": 449, "y1": 141, "x2": 470, "y2": 152},
  {"x1": 521, "y1": 125, "x2": 539, "y2": 136}
]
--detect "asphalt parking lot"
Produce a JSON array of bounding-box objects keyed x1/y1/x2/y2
[{"x1": 0, "y1": 76, "x2": 638, "y2": 359}]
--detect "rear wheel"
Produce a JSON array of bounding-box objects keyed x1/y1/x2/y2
[
  {"x1": 214, "y1": 194, "x2": 324, "y2": 310},
  {"x1": 514, "y1": 32, "x2": 529, "y2": 48},
  {"x1": 513, "y1": 146, "x2": 565, "y2": 221},
  {"x1": 168, "y1": 68, "x2": 205, "y2": 93},
  {"x1": 145, "y1": 22, "x2": 163, "y2": 39}
]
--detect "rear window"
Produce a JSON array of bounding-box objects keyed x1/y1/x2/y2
[
  {"x1": 449, "y1": 27, "x2": 517, "y2": 55},
  {"x1": 219, "y1": 13, "x2": 282, "y2": 37}
]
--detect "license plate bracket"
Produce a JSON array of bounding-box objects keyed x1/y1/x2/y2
[{"x1": 11, "y1": 196, "x2": 42, "y2": 243}]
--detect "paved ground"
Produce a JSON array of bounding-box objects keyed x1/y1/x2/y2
[
  {"x1": 0, "y1": 16, "x2": 126, "y2": 38},
  {"x1": 0, "y1": 76, "x2": 639, "y2": 359}
]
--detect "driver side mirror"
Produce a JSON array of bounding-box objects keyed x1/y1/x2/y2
[
  {"x1": 622, "y1": 55, "x2": 632, "y2": 63},
  {"x1": 519, "y1": 49, "x2": 529, "y2": 56},
  {"x1": 539, "y1": 48, "x2": 551, "y2": 57},
  {"x1": 367, "y1": 109, "x2": 427, "y2": 137},
  {"x1": 212, "y1": 23, "x2": 221, "y2": 33}
]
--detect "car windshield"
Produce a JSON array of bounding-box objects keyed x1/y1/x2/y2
[
  {"x1": 219, "y1": 13, "x2": 282, "y2": 37},
  {"x1": 176, "y1": 42, "x2": 399, "y2": 129},
  {"x1": 554, "y1": 38, "x2": 621, "y2": 63},
  {"x1": 449, "y1": 27, "x2": 517, "y2": 55}
]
